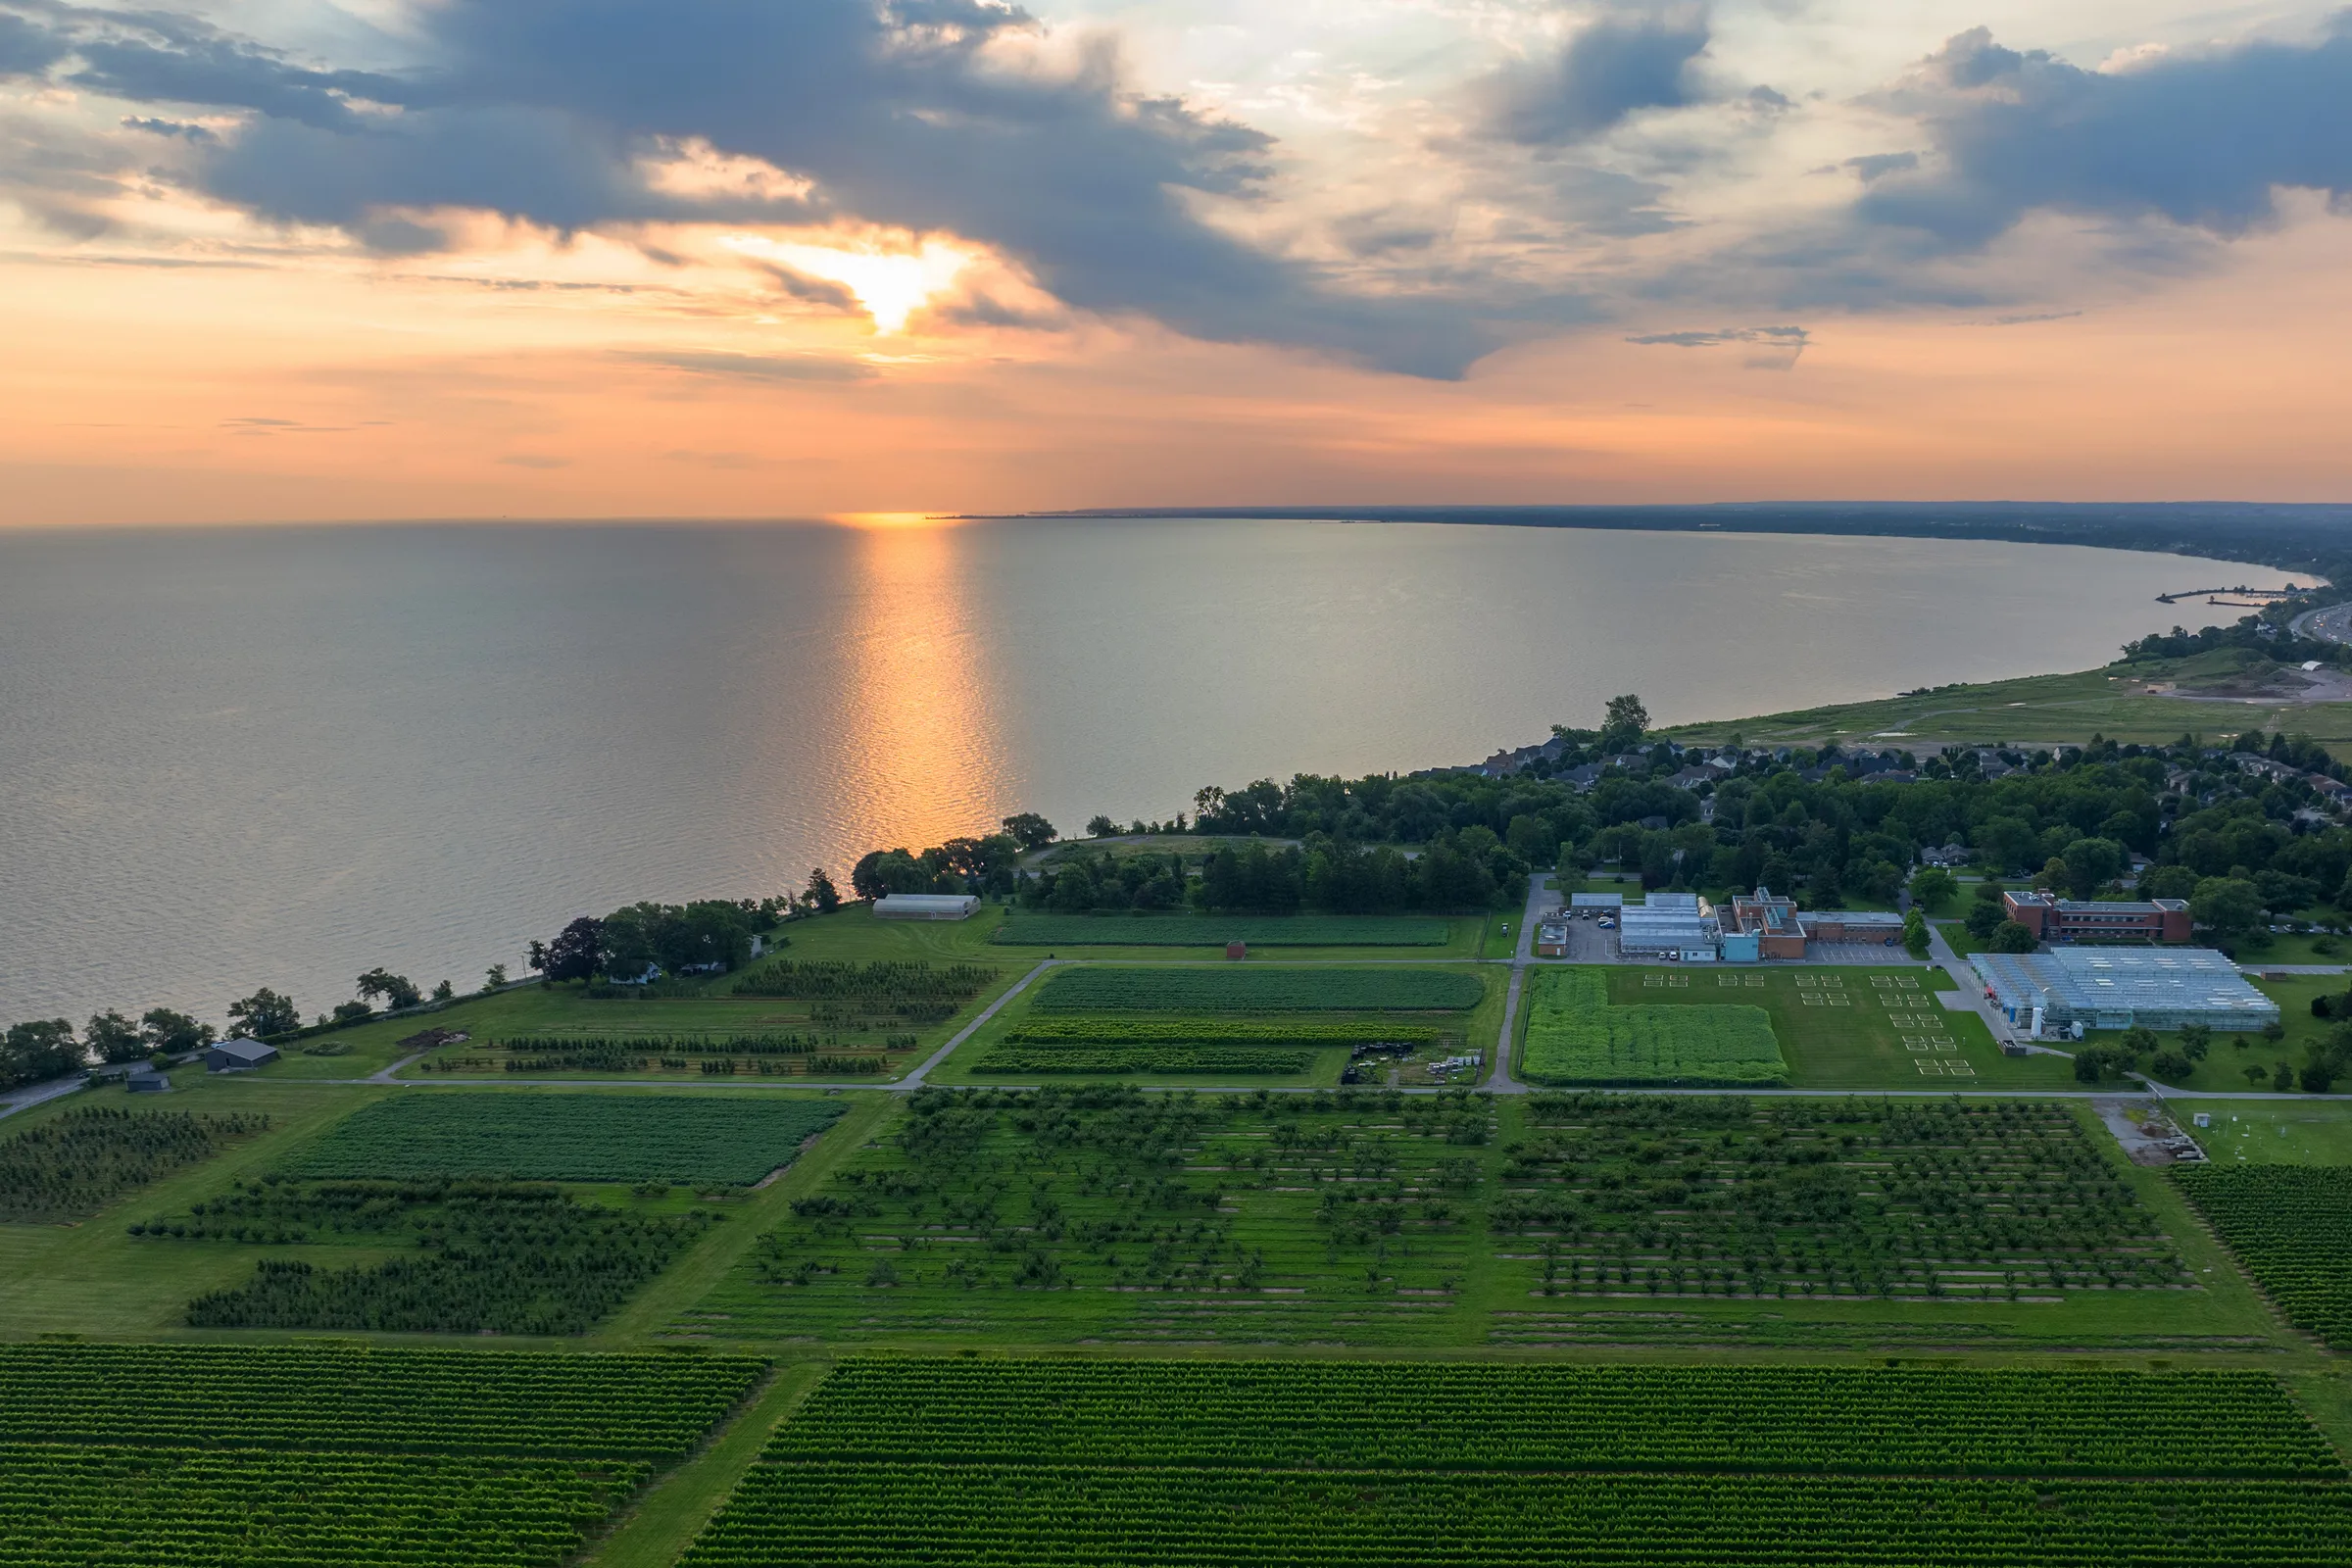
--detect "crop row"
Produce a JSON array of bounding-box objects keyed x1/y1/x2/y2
[
  {"x1": 996, "y1": 916, "x2": 1450, "y2": 947},
  {"x1": 0, "y1": 1107, "x2": 270, "y2": 1223},
  {"x1": 0, "y1": 1444, "x2": 645, "y2": 1568},
  {"x1": 731, "y1": 960, "x2": 996, "y2": 1001},
  {"x1": 973, "y1": 1046, "x2": 1316, "y2": 1075},
  {"x1": 0, "y1": 1344, "x2": 765, "y2": 1460},
  {"x1": 289, "y1": 1094, "x2": 845, "y2": 1186},
  {"x1": 2174, "y1": 1164, "x2": 2352, "y2": 1348},
  {"x1": 1032, "y1": 966, "x2": 1484, "y2": 1013},
  {"x1": 1522, "y1": 968, "x2": 1787, "y2": 1087},
  {"x1": 1007, "y1": 1017, "x2": 1442, "y2": 1046},
  {"x1": 489, "y1": 1034, "x2": 836, "y2": 1055},
  {"x1": 684, "y1": 1465, "x2": 2352, "y2": 1567},
  {"x1": 776, "y1": 1359, "x2": 2337, "y2": 1477}
]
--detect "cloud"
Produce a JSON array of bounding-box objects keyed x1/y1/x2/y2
[
  {"x1": 1488, "y1": 5, "x2": 1713, "y2": 146},
  {"x1": 1857, "y1": 19, "x2": 2352, "y2": 250},
  {"x1": 0, "y1": 0, "x2": 1550, "y2": 377},
  {"x1": 1626, "y1": 323, "x2": 1807, "y2": 368},
  {"x1": 616, "y1": 350, "x2": 880, "y2": 384},
  {"x1": 122, "y1": 116, "x2": 215, "y2": 142},
  {"x1": 1842, "y1": 152, "x2": 1916, "y2": 182}
]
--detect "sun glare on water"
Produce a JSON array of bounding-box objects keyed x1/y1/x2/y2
[{"x1": 722, "y1": 236, "x2": 972, "y2": 331}]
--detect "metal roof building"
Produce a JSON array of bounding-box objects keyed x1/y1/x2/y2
[
  {"x1": 1970, "y1": 948, "x2": 2278, "y2": 1033},
  {"x1": 873, "y1": 894, "x2": 981, "y2": 920},
  {"x1": 1617, "y1": 893, "x2": 1716, "y2": 956},
  {"x1": 1568, "y1": 893, "x2": 1623, "y2": 912}
]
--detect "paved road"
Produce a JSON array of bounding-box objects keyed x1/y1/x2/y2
[
  {"x1": 2290, "y1": 602, "x2": 2352, "y2": 645},
  {"x1": 0, "y1": 1071, "x2": 90, "y2": 1121},
  {"x1": 1484, "y1": 875, "x2": 1559, "y2": 1094}
]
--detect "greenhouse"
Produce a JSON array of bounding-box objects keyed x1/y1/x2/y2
[{"x1": 1970, "y1": 948, "x2": 2278, "y2": 1034}]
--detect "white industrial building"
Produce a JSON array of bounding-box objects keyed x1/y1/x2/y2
[
  {"x1": 1616, "y1": 892, "x2": 1721, "y2": 961},
  {"x1": 873, "y1": 893, "x2": 981, "y2": 920}
]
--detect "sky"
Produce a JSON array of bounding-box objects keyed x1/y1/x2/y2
[{"x1": 2, "y1": 0, "x2": 2349, "y2": 523}]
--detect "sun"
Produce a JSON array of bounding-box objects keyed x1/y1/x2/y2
[{"x1": 722, "y1": 235, "x2": 974, "y2": 332}]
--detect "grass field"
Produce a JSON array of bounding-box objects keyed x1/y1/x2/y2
[
  {"x1": 1662, "y1": 647, "x2": 2352, "y2": 753},
  {"x1": 2172, "y1": 1100, "x2": 2352, "y2": 1163},
  {"x1": 1547, "y1": 966, "x2": 2079, "y2": 1090},
  {"x1": 1520, "y1": 968, "x2": 1785, "y2": 1086},
  {"x1": 1031, "y1": 965, "x2": 1487, "y2": 1011}
]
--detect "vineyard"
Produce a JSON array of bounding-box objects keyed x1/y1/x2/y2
[
  {"x1": 0, "y1": 1343, "x2": 764, "y2": 1459},
  {"x1": 0, "y1": 1106, "x2": 269, "y2": 1222},
  {"x1": 153, "y1": 1178, "x2": 719, "y2": 1333},
  {"x1": 998, "y1": 916, "x2": 1450, "y2": 947},
  {"x1": 289, "y1": 1093, "x2": 845, "y2": 1185},
  {"x1": 681, "y1": 1358, "x2": 2352, "y2": 1566},
  {"x1": 0, "y1": 1343, "x2": 762, "y2": 1568},
  {"x1": 777, "y1": 1358, "x2": 2340, "y2": 1475},
  {"x1": 1522, "y1": 968, "x2": 1786, "y2": 1086},
  {"x1": 1031, "y1": 966, "x2": 1485, "y2": 1012},
  {"x1": 2174, "y1": 1164, "x2": 2352, "y2": 1348}
]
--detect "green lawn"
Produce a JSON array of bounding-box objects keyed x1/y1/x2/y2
[
  {"x1": 1552, "y1": 966, "x2": 2080, "y2": 1091},
  {"x1": 2169, "y1": 1100, "x2": 2352, "y2": 1164}
]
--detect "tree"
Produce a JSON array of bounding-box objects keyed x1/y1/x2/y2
[
  {"x1": 2061, "y1": 837, "x2": 2127, "y2": 900},
  {"x1": 84, "y1": 1009, "x2": 145, "y2": 1063},
  {"x1": 1964, "y1": 901, "x2": 2007, "y2": 941},
  {"x1": 2190, "y1": 876, "x2": 2265, "y2": 941},
  {"x1": 804, "y1": 866, "x2": 842, "y2": 914},
  {"x1": 2141, "y1": 863, "x2": 2198, "y2": 901},
  {"x1": 355, "y1": 968, "x2": 423, "y2": 1010},
  {"x1": 1600, "y1": 694, "x2": 1649, "y2": 753},
  {"x1": 1989, "y1": 920, "x2": 2038, "y2": 953},
  {"x1": 2177, "y1": 1022, "x2": 2213, "y2": 1061},
  {"x1": 1, "y1": 1019, "x2": 83, "y2": 1088},
  {"x1": 1001, "y1": 812, "x2": 1057, "y2": 853},
  {"x1": 529, "y1": 916, "x2": 606, "y2": 982},
  {"x1": 2150, "y1": 1050, "x2": 2194, "y2": 1083},
  {"x1": 330, "y1": 1000, "x2": 372, "y2": 1027},
  {"x1": 139, "y1": 1007, "x2": 215, "y2": 1055},
  {"x1": 1901, "y1": 907, "x2": 1931, "y2": 958},
  {"x1": 431, "y1": 980, "x2": 455, "y2": 1003},
  {"x1": 482, "y1": 964, "x2": 508, "y2": 994},
  {"x1": 225, "y1": 988, "x2": 300, "y2": 1039},
  {"x1": 1085, "y1": 814, "x2": 1119, "y2": 838},
  {"x1": 1908, "y1": 866, "x2": 1958, "y2": 912}
]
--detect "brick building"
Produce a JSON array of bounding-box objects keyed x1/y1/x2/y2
[{"x1": 2001, "y1": 891, "x2": 2191, "y2": 944}]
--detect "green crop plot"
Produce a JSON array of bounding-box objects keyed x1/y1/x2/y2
[
  {"x1": 288, "y1": 1093, "x2": 845, "y2": 1185},
  {"x1": 1522, "y1": 968, "x2": 1786, "y2": 1085},
  {"x1": 1007, "y1": 1018, "x2": 1444, "y2": 1046},
  {"x1": 0, "y1": 1343, "x2": 765, "y2": 1460},
  {"x1": 683, "y1": 1359, "x2": 2352, "y2": 1567},
  {"x1": 973, "y1": 1045, "x2": 1316, "y2": 1074},
  {"x1": 0, "y1": 1343, "x2": 761, "y2": 1568},
  {"x1": 2174, "y1": 1164, "x2": 2352, "y2": 1348},
  {"x1": 0, "y1": 1106, "x2": 270, "y2": 1222},
  {"x1": 777, "y1": 1358, "x2": 2339, "y2": 1475},
  {"x1": 997, "y1": 916, "x2": 1450, "y2": 947},
  {"x1": 1032, "y1": 966, "x2": 1483, "y2": 1012}
]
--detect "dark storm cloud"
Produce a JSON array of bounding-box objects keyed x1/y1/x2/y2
[
  {"x1": 0, "y1": 0, "x2": 1550, "y2": 377},
  {"x1": 1489, "y1": 6, "x2": 1713, "y2": 146},
  {"x1": 1859, "y1": 19, "x2": 2352, "y2": 249}
]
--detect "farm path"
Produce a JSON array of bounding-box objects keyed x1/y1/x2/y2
[
  {"x1": 897, "y1": 958, "x2": 1061, "y2": 1089},
  {"x1": 1484, "y1": 874, "x2": 1556, "y2": 1097}
]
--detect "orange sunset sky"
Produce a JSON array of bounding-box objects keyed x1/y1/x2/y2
[{"x1": 3, "y1": 0, "x2": 2349, "y2": 524}]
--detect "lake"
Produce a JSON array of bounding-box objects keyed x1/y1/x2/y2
[{"x1": 0, "y1": 518, "x2": 2293, "y2": 1022}]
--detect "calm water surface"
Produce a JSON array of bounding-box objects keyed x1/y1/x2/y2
[{"x1": 0, "y1": 519, "x2": 2292, "y2": 1021}]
